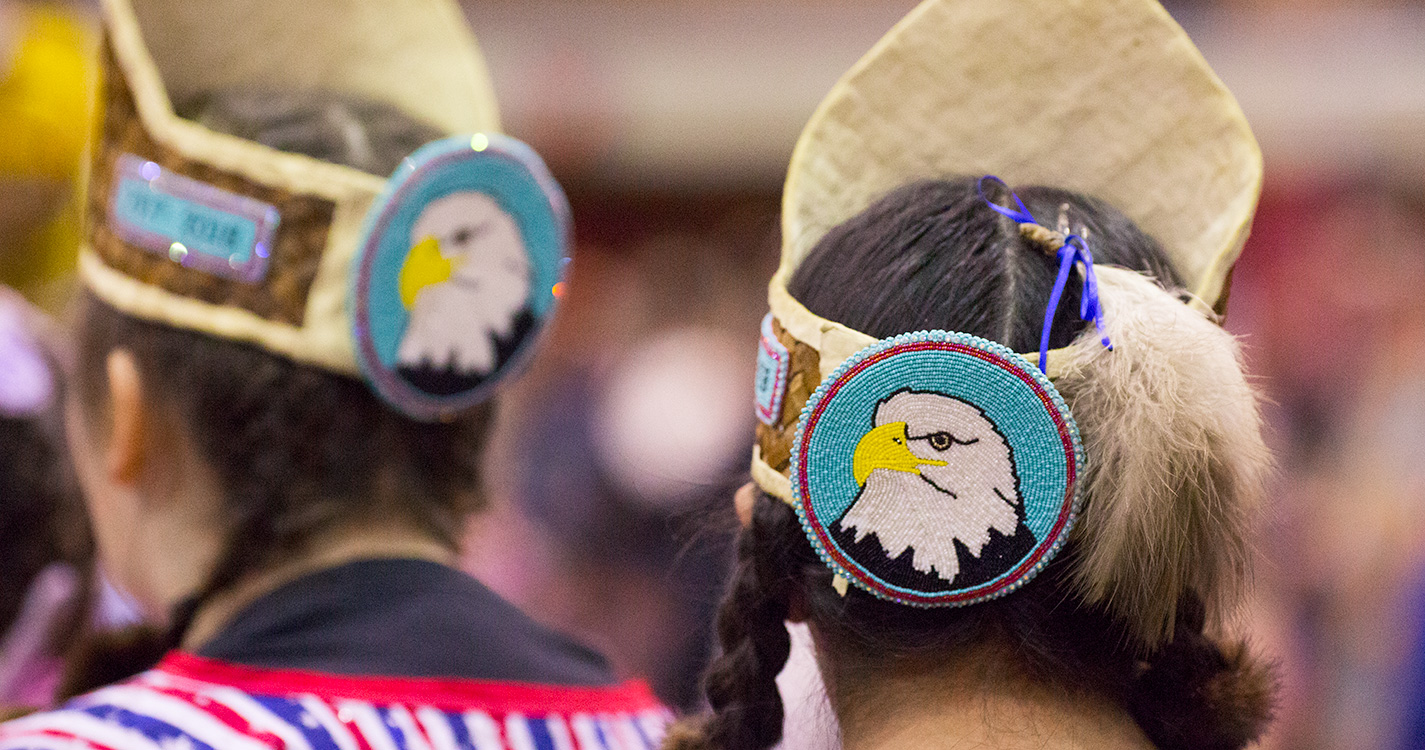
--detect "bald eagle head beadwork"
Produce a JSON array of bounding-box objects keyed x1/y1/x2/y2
[
  {"x1": 792, "y1": 331, "x2": 1081, "y2": 607},
  {"x1": 352, "y1": 134, "x2": 568, "y2": 420}
]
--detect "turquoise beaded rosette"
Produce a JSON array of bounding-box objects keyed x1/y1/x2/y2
[{"x1": 790, "y1": 331, "x2": 1082, "y2": 606}]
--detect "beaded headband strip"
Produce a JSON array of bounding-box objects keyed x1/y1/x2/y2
[{"x1": 86, "y1": 0, "x2": 567, "y2": 420}]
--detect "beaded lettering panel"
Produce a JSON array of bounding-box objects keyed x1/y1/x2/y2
[{"x1": 109, "y1": 154, "x2": 280, "y2": 283}]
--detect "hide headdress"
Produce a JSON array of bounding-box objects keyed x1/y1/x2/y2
[
  {"x1": 751, "y1": 0, "x2": 1269, "y2": 644},
  {"x1": 86, "y1": 0, "x2": 569, "y2": 421}
]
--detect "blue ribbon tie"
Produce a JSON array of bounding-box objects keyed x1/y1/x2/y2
[{"x1": 977, "y1": 175, "x2": 1112, "y2": 373}]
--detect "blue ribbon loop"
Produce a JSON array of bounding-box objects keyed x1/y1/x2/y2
[{"x1": 978, "y1": 175, "x2": 1112, "y2": 373}]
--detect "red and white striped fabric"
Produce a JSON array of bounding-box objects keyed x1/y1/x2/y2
[{"x1": 0, "y1": 654, "x2": 670, "y2": 750}]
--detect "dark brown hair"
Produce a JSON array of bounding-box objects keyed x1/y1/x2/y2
[
  {"x1": 72, "y1": 294, "x2": 492, "y2": 640},
  {"x1": 666, "y1": 178, "x2": 1273, "y2": 750}
]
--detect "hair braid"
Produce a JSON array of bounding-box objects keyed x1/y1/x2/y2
[{"x1": 665, "y1": 493, "x2": 808, "y2": 750}]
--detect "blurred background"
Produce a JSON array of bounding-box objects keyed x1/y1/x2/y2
[
  {"x1": 5, "y1": 0, "x2": 1425, "y2": 747},
  {"x1": 455, "y1": 2, "x2": 1425, "y2": 747}
]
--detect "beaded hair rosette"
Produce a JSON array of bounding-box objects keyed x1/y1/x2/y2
[
  {"x1": 351, "y1": 135, "x2": 567, "y2": 420},
  {"x1": 751, "y1": 0, "x2": 1269, "y2": 630},
  {"x1": 793, "y1": 332, "x2": 1082, "y2": 606},
  {"x1": 84, "y1": 0, "x2": 568, "y2": 420}
]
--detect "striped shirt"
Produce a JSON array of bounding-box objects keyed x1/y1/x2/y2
[{"x1": 0, "y1": 652, "x2": 670, "y2": 750}]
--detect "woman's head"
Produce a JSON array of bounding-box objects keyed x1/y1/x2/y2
[
  {"x1": 65, "y1": 0, "x2": 566, "y2": 687},
  {"x1": 64, "y1": 91, "x2": 485, "y2": 623},
  {"x1": 669, "y1": 177, "x2": 1272, "y2": 750}
]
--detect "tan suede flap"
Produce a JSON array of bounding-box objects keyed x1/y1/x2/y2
[{"x1": 780, "y1": 0, "x2": 1262, "y2": 310}]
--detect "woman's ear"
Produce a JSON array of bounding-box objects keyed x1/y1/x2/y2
[
  {"x1": 734, "y1": 482, "x2": 756, "y2": 528},
  {"x1": 104, "y1": 349, "x2": 147, "y2": 485}
]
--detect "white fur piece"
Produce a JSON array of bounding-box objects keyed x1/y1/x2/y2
[
  {"x1": 841, "y1": 391, "x2": 1021, "y2": 582},
  {"x1": 1051, "y1": 265, "x2": 1270, "y2": 646}
]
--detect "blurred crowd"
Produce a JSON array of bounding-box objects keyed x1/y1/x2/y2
[{"x1": 3, "y1": 0, "x2": 1425, "y2": 748}]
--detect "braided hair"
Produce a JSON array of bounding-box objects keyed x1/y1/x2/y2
[{"x1": 665, "y1": 178, "x2": 1275, "y2": 750}]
